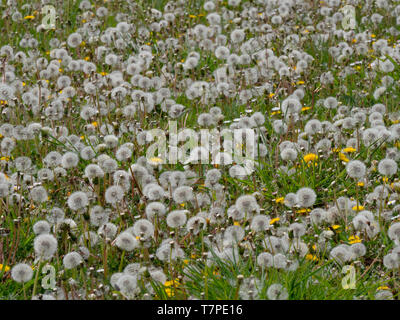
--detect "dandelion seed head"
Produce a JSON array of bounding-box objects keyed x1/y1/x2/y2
[
  {"x1": 346, "y1": 160, "x2": 366, "y2": 179},
  {"x1": 33, "y1": 220, "x2": 51, "y2": 235},
  {"x1": 296, "y1": 187, "x2": 316, "y2": 208},
  {"x1": 115, "y1": 232, "x2": 139, "y2": 251},
  {"x1": 11, "y1": 263, "x2": 33, "y2": 283},
  {"x1": 34, "y1": 234, "x2": 58, "y2": 260},
  {"x1": 63, "y1": 252, "x2": 83, "y2": 269},
  {"x1": 267, "y1": 283, "x2": 289, "y2": 300},
  {"x1": 378, "y1": 158, "x2": 397, "y2": 177},
  {"x1": 166, "y1": 210, "x2": 187, "y2": 228},
  {"x1": 67, "y1": 191, "x2": 89, "y2": 211}
]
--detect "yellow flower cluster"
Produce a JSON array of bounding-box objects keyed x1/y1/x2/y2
[
  {"x1": 0, "y1": 264, "x2": 10, "y2": 272},
  {"x1": 164, "y1": 279, "x2": 181, "y2": 297}
]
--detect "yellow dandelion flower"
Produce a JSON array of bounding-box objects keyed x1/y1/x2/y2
[
  {"x1": 342, "y1": 147, "x2": 357, "y2": 153},
  {"x1": 297, "y1": 208, "x2": 311, "y2": 214},
  {"x1": 377, "y1": 286, "x2": 390, "y2": 291},
  {"x1": 306, "y1": 254, "x2": 318, "y2": 262},
  {"x1": 352, "y1": 205, "x2": 364, "y2": 211},
  {"x1": 303, "y1": 153, "x2": 318, "y2": 163},
  {"x1": 164, "y1": 279, "x2": 180, "y2": 287},
  {"x1": 0, "y1": 264, "x2": 10, "y2": 272},
  {"x1": 148, "y1": 157, "x2": 163, "y2": 165},
  {"x1": 164, "y1": 288, "x2": 174, "y2": 297},
  {"x1": 24, "y1": 15, "x2": 35, "y2": 20},
  {"x1": 270, "y1": 217, "x2": 280, "y2": 225},
  {"x1": 339, "y1": 153, "x2": 350, "y2": 162},
  {"x1": 275, "y1": 197, "x2": 284, "y2": 204},
  {"x1": 348, "y1": 235, "x2": 361, "y2": 244}
]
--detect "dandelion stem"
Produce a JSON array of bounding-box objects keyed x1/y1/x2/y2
[{"x1": 32, "y1": 260, "x2": 42, "y2": 299}]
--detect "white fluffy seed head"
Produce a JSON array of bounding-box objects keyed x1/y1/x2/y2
[
  {"x1": 133, "y1": 219, "x2": 154, "y2": 240},
  {"x1": 296, "y1": 187, "x2": 316, "y2": 208},
  {"x1": 115, "y1": 232, "x2": 139, "y2": 251},
  {"x1": 378, "y1": 158, "x2": 397, "y2": 177},
  {"x1": 33, "y1": 220, "x2": 51, "y2": 235},
  {"x1": 34, "y1": 234, "x2": 58, "y2": 260},
  {"x1": 63, "y1": 252, "x2": 83, "y2": 269},
  {"x1": 11, "y1": 263, "x2": 33, "y2": 283},
  {"x1": 166, "y1": 210, "x2": 187, "y2": 228},
  {"x1": 105, "y1": 185, "x2": 125, "y2": 204},
  {"x1": 67, "y1": 191, "x2": 89, "y2": 211},
  {"x1": 346, "y1": 160, "x2": 366, "y2": 179},
  {"x1": 267, "y1": 283, "x2": 289, "y2": 300}
]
